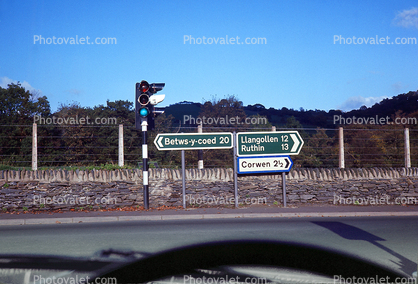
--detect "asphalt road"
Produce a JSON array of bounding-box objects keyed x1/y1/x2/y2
[{"x1": 0, "y1": 216, "x2": 417, "y2": 276}]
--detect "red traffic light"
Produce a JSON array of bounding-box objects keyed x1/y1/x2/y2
[{"x1": 139, "y1": 80, "x2": 149, "y2": 93}]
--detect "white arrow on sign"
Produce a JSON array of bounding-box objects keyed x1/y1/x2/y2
[
  {"x1": 290, "y1": 133, "x2": 300, "y2": 152},
  {"x1": 157, "y1": 136, "x2": 164, "y2": 148}
]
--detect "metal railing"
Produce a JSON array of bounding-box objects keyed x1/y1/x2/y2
[{"x1": 0, "y1": 124, "x2": 415, "y2": 169}]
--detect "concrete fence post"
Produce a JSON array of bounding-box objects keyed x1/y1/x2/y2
[
  {"x1": 197, "y1": 123, "x2": 203, "y2": 169},
  {"x1": 32, "y1": 123, "x2": 37, "y2": 171},
  {"x1": 118, "y1": 124, "x2": 124, "y2": 167},
  {"x1": 405, "y1": 127, "x2": 411, "y2": 168},
  {"x1": 339, "y1": 127, "x2": 344, "y2": 169}
]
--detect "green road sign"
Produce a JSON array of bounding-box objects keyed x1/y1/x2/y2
[
  {"x1": 237, "y1": 131, "x2": 304, "y2": 156},
  {"x1": 154, "y1": 132, "x2": 233, "y2": 151}
]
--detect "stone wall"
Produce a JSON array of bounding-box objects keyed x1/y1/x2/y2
[{"x1": 1, "y1": 168, "x2": 418, "y2": 212}]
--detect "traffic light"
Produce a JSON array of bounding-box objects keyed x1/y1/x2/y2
[
  {"x1": 135, "y1": 81, "x2": 165, "y2": 210},
  {"x1": 138, "y1": 80, "x2": 151, "y2": 116},
  {"x1": 135, "y1": 81, "x2": 165, "y2": 130}
]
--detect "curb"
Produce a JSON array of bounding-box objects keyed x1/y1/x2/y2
[{"x1": 1, "y1": 211, "x2": 418, "y2": 226}]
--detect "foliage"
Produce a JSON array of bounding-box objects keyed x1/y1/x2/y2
[
  {"x1": 1, "y1": 83, "x2": 418, "y2": 168},
  {"x1": 0, "y1": 164, "x2": 21, "y2": 170},
  {"x1": 293, "y1": 128, "x2": 337, "y2": 168},
  {"x1": 0, "y1": 83, "x2": 51, "y2": 166},
  {"x1": 343, "y1": 122, "x2": 405, "y2": 168},
  {"x1": 148, "y1": 113, "x2": 181, "y2": 168},
  {"x1": 198, "y1": 95, "x2": 247, "y2": 131},
  {"x1": 196, "y1": 95, "x2": 247, "y2": 167},
  {"x1": 166, "y1": 101, "x2": 202, "y2": 127}
]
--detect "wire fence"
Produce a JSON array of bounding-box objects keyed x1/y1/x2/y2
[{"x1": 0, "y1": 124, "x2": 416, "y2": 169}]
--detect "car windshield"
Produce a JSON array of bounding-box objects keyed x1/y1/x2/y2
[{"x1": 1, "y1": 1, "x2": 418, "y2": 284}]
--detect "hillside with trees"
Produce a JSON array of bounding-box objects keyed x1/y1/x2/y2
[{"x1": 1, "y1": 82, "x2": 418, "y2": 168}]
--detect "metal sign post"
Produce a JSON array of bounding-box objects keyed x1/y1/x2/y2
[
  {"x1": 182, "y1": 150, "x2": 186, "y2": 209},
  {"x1": 282, "y1": 172, "x2": 287, "y2": 208},
  {"x1": 233, "y1": 132, "x2": 238, "y2": 208}
]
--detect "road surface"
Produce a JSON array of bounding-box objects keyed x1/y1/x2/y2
[{"x1": 0, "y1": 216, "x2": 416, "y2": 276}]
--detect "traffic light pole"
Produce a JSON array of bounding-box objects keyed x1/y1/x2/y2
[
  {"x1": 135, "y1": 80, "x2": 165, "y2": 210},
  {"x1": 141, "y1": 117, "x2": 149, "y2": 209}
]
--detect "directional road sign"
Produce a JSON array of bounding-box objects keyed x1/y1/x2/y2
[
  {"x1": 237, "y1": 155, "x2": 293, "y2": 174},
  {"x1": 237, "y1": 131, "x2": 304, "y2": 156},
  {"x1": 154, "y1": 132, "x2": 233, "y2": 151}
]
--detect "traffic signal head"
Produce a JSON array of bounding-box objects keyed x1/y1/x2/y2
[
  {"x1": 136, "y1": 81, "x2": 151, "y2": 118},
  {"x1": 135, "y1": 80, "x2": 166, "y2": 130},
  {"x1": 149, "y1": 83, "x2": 165, "y2": 94}
]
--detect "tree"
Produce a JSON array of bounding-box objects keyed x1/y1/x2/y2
[
  {"x1": 51, "y1": 102, "x2": 96, "y2": 165},
  {"x1": 246, "y1": 114, "x2": 272, "y2": 130},
  {"x1": 195, "y1": 95, "x2": 247, "y2": 167},
  {"x1": 343, "y1": 124, "x2": 404, "y2": 168},
  {"x1": 148, "y1": 113, "x2": 180, "y2": 168},
  {"x1": 0, "y1": 83, "x2": 51, "y2": 166},
  {"x1": 298, "y1": 128, "x2": 337, "y2": 168},
  {"x1": 198, "y1": 95, "x2": 247, "y2": 132}
]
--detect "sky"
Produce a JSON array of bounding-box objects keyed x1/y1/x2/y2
[{"x1": 1, "y1": 0, "x2": 418, "y2": 113}]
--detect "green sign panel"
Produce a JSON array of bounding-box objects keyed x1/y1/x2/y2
[
  {"x1": 154, "y1": 132, "x2": 233, "y2": 151},
  {"x1": 237, "y1": 131, "x2": 304, "y2": 156}
]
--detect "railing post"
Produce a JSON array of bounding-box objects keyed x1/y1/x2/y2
[
  {"x1": 339, "y1": 126, "x2": 344, "y2": 169},
  {"x1": 405, "y1": 127, "x2": 411, "y2": 168},
  {"x1": 32, "y1": 123, "x2": 37, "y2": 170},
  {"x1": 197, "y1": 123, "x2": 203, "y2": 169},
  {"x1": 118, "y1": 124, "x2": 124, "y2": 167}
]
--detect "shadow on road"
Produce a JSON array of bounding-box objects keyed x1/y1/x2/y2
[{"x1": 312, "y1": 221, "x2": 416, "y2": 275}]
